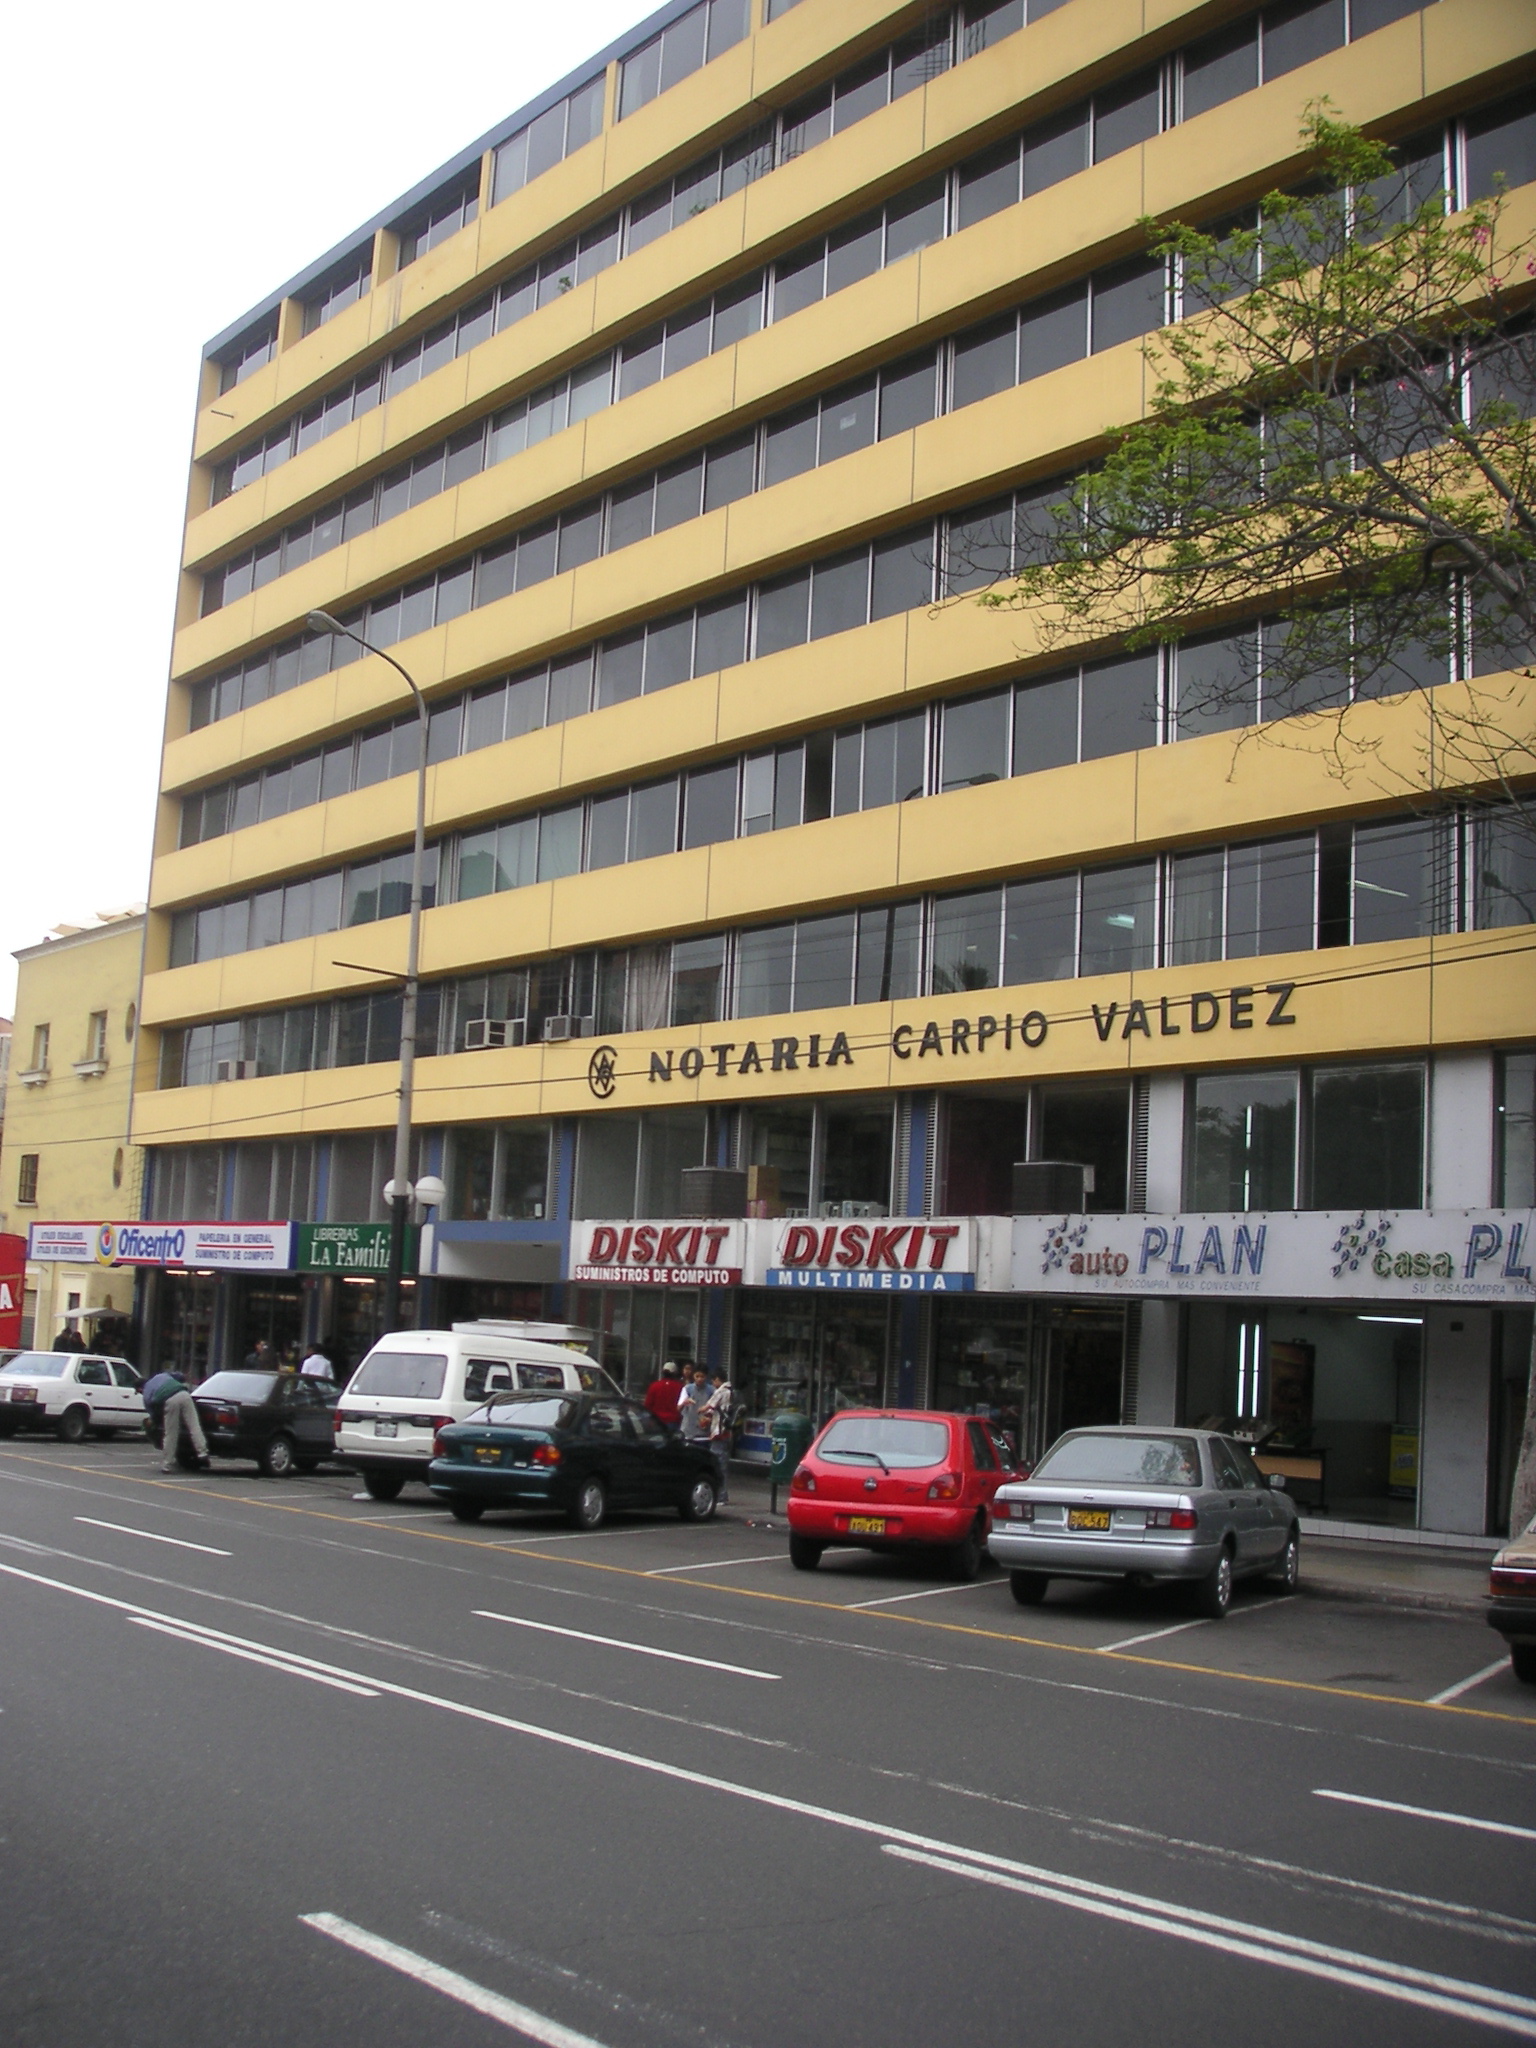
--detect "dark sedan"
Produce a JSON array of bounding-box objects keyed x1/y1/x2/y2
[
  {"x1": 191, "y1": 1370, "x2": 339, "y2": 1477},
  {"x1": 428, "y1": 1391, "x2": 719, "y2": 1529}
]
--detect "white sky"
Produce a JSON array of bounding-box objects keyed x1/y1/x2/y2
[{"x1": 0, "y1": 0, "x2": 656, "y2": 1013}]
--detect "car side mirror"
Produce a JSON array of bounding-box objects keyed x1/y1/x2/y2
[{"x1": 1268, "y1": 1474, "x2": 1287, "y2": 1491}]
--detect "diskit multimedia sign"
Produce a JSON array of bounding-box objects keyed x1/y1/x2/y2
[
  {"x1": 768, "y1": 1218, "x2": 977, "y2": 1293},
  {"x1": 1018, "y1": 1209, "x2": 1536, "y2": 1303},
  {"x1": 570, "y1": 1220, "x2": 745, "y2": 1286},
  {"x1": 28, "y1": 1221, "x2": 295, "y2": 1272},
  {"x1": 297, "y1": 1223, "x2": 416, "y2": 1275}
]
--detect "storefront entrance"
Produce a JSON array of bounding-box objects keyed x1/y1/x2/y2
[
  {"x1": 569, "y1": 1286, "x2": 706, "y2": 1396},
  {"x1": 931, "y1": 1297, "x2": 1127, "y2": 1465},
  {"x1": 735, "y1": 1293, "x2": 894, "y2": 1425}
]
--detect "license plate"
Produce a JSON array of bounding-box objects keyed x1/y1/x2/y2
[
  {"x1": 474, "y1": 1446, "x2": 500, "y2": 1464},
  {"x1": 373, "y1": 1419, "x2": 398, "y2": 1438},
  {"x1": 1069, "y1": 1508, "x2": 1111, "y2": 1531},
  {"x1": 847, "y1": 1515, "x2": 887, "y2": 1535}
]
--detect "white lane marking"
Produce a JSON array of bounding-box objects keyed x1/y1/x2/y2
[
  {"x1": 302, "y1": 1913, "x2": 606, "y2": 2046},
  {"x1": 1314, "y1": 1790, "x2": 1536, "y2": 1843},
  {"x1": 9, "y1": 1558, "x2": 1536, "y2": 2031},
  {"x1": 473, "y1": 1610, "x2": 778, "y2": 1681},
  {"x1": 645, "y1": 1553, "x2": 784, "y2": 1574},
  {"x1": 881, "y1": 1847, "x2": 1536, "y2": 2038},
  {"x1": 1428, "y1": 1660, "x2": 1514, "y2": 1707},
  {"x1": 486, "y1": 1527, "x2": 665, "y2": 1546},
  {"x1": 75, "y1": 1517, "x2": 231, "y2": 1556},
  {"x1": 127, "y1": 1617, "x2": 379, "y2": 1696},
  {"x1": 1098, "y1": 1598, "x2": 1292, "y2": 1653},
  {"x1": 849, "y1": 1580, "x2": 1002, "y2": 1609}
]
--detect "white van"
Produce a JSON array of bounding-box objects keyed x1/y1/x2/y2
[{"x1": 333, "y1": 1321, "x2": 620, "y2": 1500}]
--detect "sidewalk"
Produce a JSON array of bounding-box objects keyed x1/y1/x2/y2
[{"x1": 721, "y1": 1465, "x2": 1498, "y2": 1615}]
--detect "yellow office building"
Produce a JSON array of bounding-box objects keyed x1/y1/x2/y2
[{"x1": 133, "y1": 0, "x2": 1536, "y2": 1535}]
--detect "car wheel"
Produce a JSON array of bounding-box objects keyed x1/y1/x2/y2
[
  {"x1": 258, "y1": 1433, "x2": 297, "y2": 1479},
  {"x1": 568, "y1": 1478, "x2": 607, "y2": 1531},
  {"x1": 57, "y1": 1405, "x2": 91, "y2": 1445},
  {"x1": 448, "y1": 1499, "x2": 484, "y2": 1524},
  {"x1": 947, "y1": 1522, "x2": 984, "y2": 1582},
  {"x1": 363, "y1": 1471, "x2": 406, "y2": 1502},
  {"x1": 788, "y1": 1535, "x2": 823, "y2": 1572},
  {"x1": 1269, "y1": 1530, "x2": 1300, "y2": 1592},
  {"x1": 1512, "y1": 1642, "x2": 1536, "y2": 1685},
  {"x1": 1193, "y1": 1548, "x2": 1234, "y2": 1620},
  {"x1": 1010, "y1": 1570, "x2": 1049, "y2": 1607},
  {"x1": 679, "y1": 1474, "x2": 718, "y2": 1522}
]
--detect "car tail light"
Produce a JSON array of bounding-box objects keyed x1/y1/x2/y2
[
  {"x1": 1491, "y1": 1565, "x2": 1536, "y2": 1596},
  {"x1": 214, "y1": 1405, "x2": 241, "y2": 1428},
  {"x1": 431, "y1": 1416, "x2": 453, "y2": 1437},
  {"x1": 11, "y1": 1387, "x2": 38, "y2": 1403},
  {"x1": 791, "y1": 1466, "x2": 815, "y2": 1493},
  {"x1": 927, "y1": 1472, "x2": 962, "y2": 1501},
  {"x1": 1147, "y1": 1507, "x2": 1198, "y2": 1530},
  {"x1": 433, "y1": 1431, "x2": 451, "y2": 1457},
  {"x1": 1004, "y1": 1500, "x2": 1033, "y2": 1521},
  {"x1": 532, "y1": 1443, "x2": 561, "y2": 1466}
]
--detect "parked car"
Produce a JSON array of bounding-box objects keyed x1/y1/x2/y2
[
  {"x1": 1486, "y1": 1518, "x2": 1536, "y2": 1683},
  {"x1": 427, "y1": 1390, "x2": 720, "y2": 1529},
  {"x1": 0, "y1": 1351, "x2": 146, "y2": 1442},
  {"x1": 191, "y1": 1370, "x2": 339, "y2": 1476},
  {"x1": 988, "y1": 1425, "x2": 1299, "y2": 1620},
  {"x1": 786, "y1": 1409, "x2": 1024, "y2": 1579},
  {"x1": 333, "y1": 1323, "x2": 620, "y2": 1501}
]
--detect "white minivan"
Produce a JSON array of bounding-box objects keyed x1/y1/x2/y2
[{"x1": 333, "y1": 1321, "x2": 620, "y2": 1500}]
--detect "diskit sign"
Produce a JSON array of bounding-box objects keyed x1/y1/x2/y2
[
  {"x1": 768, "y1": 1218, "x2": 976, "y2": 1293},
  {"x1": 570, "y1": 1220, "x2": 745, "y2": 1286},
  {"x1": 1019, "y1": 1209, "x2": 1536, "y2": 1303},
  {"x1": 297, "y1": 1223, "x2": 415, "y2": 1275},
  {"x1": 0, "y1": 1232, "x2": 26, "y2": 1347},
  {"x1": 28, "y1": 1221, "x2": 295, "y2": 1272}
]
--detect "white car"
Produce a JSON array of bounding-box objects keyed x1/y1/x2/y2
[{"x1": 0, "y1": 1350, "x2": 147, "y2": 1443}]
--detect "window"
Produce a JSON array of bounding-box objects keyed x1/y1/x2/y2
[
  {"x1": 1498, "y1": 1052, "x2": 1536, "y2": 1206},
  {"x1": 17, "y1": 1154, "x2": 38, "y2": 1205},
  {"x1": 216, "y1": 314, "x2": 277, "y2": 394},
  {"x1": 493, "y1": 75, "x2": 606, "y2": 201},
  {"x1": 86, "y1": 1012, "x2": 107, "y2": 1063},
  {"x1": 30, "y1": 1024, "x2": 49, "y2": 1072},
  {"x1": 1309, "y1": 1064, "x2": 1424, "y2": 1208},
  {"x1": 396, "y1": 167, "x2": 480, "y2": 267},
  {"x1": 302, "y1": 246, "x2": 373, "y2": 335},
  {"x1": 1188, "y1": 1071, "x2": 1299, "y2": 1208},
  {"x1": 619, "y1": 0, "x2": 747, "y2": 120}
]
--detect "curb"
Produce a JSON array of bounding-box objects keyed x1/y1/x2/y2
[{"x1": 1298, "y1": 1578, "x2": 1486, "y2": 1618}]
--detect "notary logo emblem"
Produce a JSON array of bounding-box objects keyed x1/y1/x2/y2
[{"x1": 587, "y1": 1044, "x2": 618, "y2": 1100}]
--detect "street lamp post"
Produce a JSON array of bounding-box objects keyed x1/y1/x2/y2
[{"x1": 308, "y1": 610, "x2": 428, "y2": 1333}]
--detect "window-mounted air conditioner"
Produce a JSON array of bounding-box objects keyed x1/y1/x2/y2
[
  {"x1": 464, "y1": 1018, "x2": 524, "y2": 1050},
  {"x1": 542, "y1": 1014, "x2": 595, "y2": 1043},
  {"x1": 215, "y1": 1059, "x2": 256, "y2": 1082},
  {"x1": 817, "y1": 1199, "x2": 888, "y2": 1219}
]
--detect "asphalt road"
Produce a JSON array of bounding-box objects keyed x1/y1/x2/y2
[{"x1": 2, "y1": 1435, "x2": 1533, "y2": 2048}]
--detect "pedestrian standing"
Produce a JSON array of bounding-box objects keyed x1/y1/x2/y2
[
  {"x1": 52, "y1": 1325, "x2": 86, "y2": 1353},
  {"x1": 244, "y1": 1338, "x2": 276, "y2": 1372},
  {"x1": 700, "y1": 1368, "x2": 735, "y2": 1505},
  {"x1": 677, "y1": 1367, "x2": 707, "y2": 1441},
  {"x1": 142, "y1": 1367, "x2": 210, "y2": 1474},
  {"x1": 643, "y1": 1362, "x2": 683, "y2": 1428},
  {"x1": 300, "y1": 1342, "x2": 333, "y2": 1380}
]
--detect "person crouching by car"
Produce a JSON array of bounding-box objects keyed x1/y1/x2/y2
[
  {"x1": 643, "y1": 1362, "x2": 683, "y2": 1430},
  {"x1": 142, "y1": 1367, "x2": 210, "y2": 1474}
]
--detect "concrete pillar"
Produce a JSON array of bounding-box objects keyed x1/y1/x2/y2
[
  {"x1": 1429, "y1": 1052, "x2": 1494, "y2": 1208},
  {"x1": 1136, "y1": 1300, "x2": 1182, "y2": 1423},
  {"x1": 1419, "y1": 1306, "x2": 1493, "y2": 1536},
  {"x1": 1143, "y1": 1075, "x2": 1185, "y2": 1211}
]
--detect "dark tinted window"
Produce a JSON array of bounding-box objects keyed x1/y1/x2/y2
[
  {"x1": 348, "y1": 1350, "x2": 448, "y2": 1400},
  {"x1": 196, "y1": 1372, "x2": 280, "y2": 1402}
]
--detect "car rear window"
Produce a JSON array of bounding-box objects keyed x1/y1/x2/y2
[
  {"x1": 196, "y1": 1372, "x2": 279, "y2": 1401},
  {"x1": 349, "y1": 1350, "x2": 448, "y2": 1400},
  {"x1": 818, "y1": 1417, "x2": 951, "y2": 1468},
  {"x1": 1033, "y1": 1433, "x2": 1203, "y2": 1487},
  {"x1": 475, "y1": 1396, "x2": 576, "y2": 1430},
  {"x1": 0, "y1": 1353, "x2": 65, "y2": 1377}
]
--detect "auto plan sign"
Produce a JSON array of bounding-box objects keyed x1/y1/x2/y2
[
  {"x1": 769, "y1": 1218, "x2": 976, "y2": 1293},
  {"x1": 1017, "y1": 1209, "x2": 1536, "y2": 1303},
  {"x1": 570, "y1": 1220, "x2": 745, "y2": 1286}
]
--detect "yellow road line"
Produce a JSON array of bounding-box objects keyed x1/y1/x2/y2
[{"x1": 5, "y1": 1448, "x2": 1531, "y2": 1730}]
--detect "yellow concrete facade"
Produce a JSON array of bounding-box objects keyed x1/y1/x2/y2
[
  {"x1": 140, "y1": 0, "x2": 1536, "y2": 1153},
  {"x1": 1, "y1": 914, "x2": 146, "y2": 1345}
]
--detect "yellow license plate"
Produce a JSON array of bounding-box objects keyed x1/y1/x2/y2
[
  {"x1": 1069, "y1": 1508, "x2": 1111, "y2": 1531},
  {"x1": 474, "y1": 1447, "x2": 500, "y2": 1464},
  {"x1": 847, "y1": 1515, "x2": 887, "y2": 1535}
]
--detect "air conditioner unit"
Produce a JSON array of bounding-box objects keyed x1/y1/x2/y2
[
  {"x1": 542, "y1": 1014, "x2": 595, "y2": 1043},
  {"x1": 817, "y1": 1199, "x2": 888, "y2": 1219},
  {"x1": 215, "y1": 1059, "x2": 256, "y2": 1082},
  {"x1": 679, "y1": 1167, "x2": 747, "y2": 1219},
  {"x1": 464, "y1": 1017, "x2": 524, "y2": 1050},
  {"x1": 1012, "y1": 1160, "x2": 1096, "y2": 1214}
]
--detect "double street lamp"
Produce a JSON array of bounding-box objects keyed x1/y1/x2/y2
[{"x1": 307, "y1": 611, "x2": 443, "y2": 1332}]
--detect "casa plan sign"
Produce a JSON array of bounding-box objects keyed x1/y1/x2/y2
[{"x1": 1020, "y1": 1209, "x2": 1536, "y2": 1304}]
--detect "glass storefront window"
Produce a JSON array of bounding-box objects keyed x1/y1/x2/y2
[
  {"x1": 1499, "y1": 1052, "x2": 1536, "y2": 1204},
  {"x1": 1036, "y1": 1080, "x2": 1129, "y2": 1211},
  {"x1": 450, "y1": 1127, "x2": 496, "y2": 1219},
  {"x1": 1309, "y1": 1064, "x2": 1423, "y2": 1208},
  {"x1": 735, "y1": 1292, "x2": 890, "y2": 1422},
  {"x1": 747, "y1": 1103, "x2": 813, "y2": 1214},
  {"x1": 821, "y1": 1100, "x2": 894, "y2": 1212},
  {"x1": 1188, "y1": 1071, "x2": 1298, "y2": 1209},
  {"x1": 942, "y1": 1091, "x2": 1029, "y2": 1213},
  {"x1": 499, "y1": 1123, "x2": 552, "y2": 1218},
  {"x1": 931, "y1": 1296, "x2": 1125, "y2": 1465}
]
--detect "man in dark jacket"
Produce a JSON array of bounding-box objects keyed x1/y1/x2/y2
[
  {"x1": 52, "y1": 1326, "x2": 86, "y2": 1353},
  {"x1": 142, "y1": 1368, "x2": 210, "y2": 1473}
]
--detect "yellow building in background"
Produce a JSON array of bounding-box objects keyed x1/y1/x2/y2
[
  {"x1": 1, "y1": 911, "x2": 146, "y2": 1351},
  {"x1": 132, "y1": 0, "x2": 1535, "y2": 1533}
]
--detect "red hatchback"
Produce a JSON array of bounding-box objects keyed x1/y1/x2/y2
[{"x1": 787, "y1": 1409, "x2": 1026, "y2": 1580}]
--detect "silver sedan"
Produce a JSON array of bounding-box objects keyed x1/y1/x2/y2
[{"x1": 988, "y1": 1426, "x2": 1299, "y2": 1619}]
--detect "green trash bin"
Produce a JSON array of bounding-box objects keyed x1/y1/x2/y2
[{"x1": 768, "y1": 1411, "x2": 816, "y2": 1511}]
